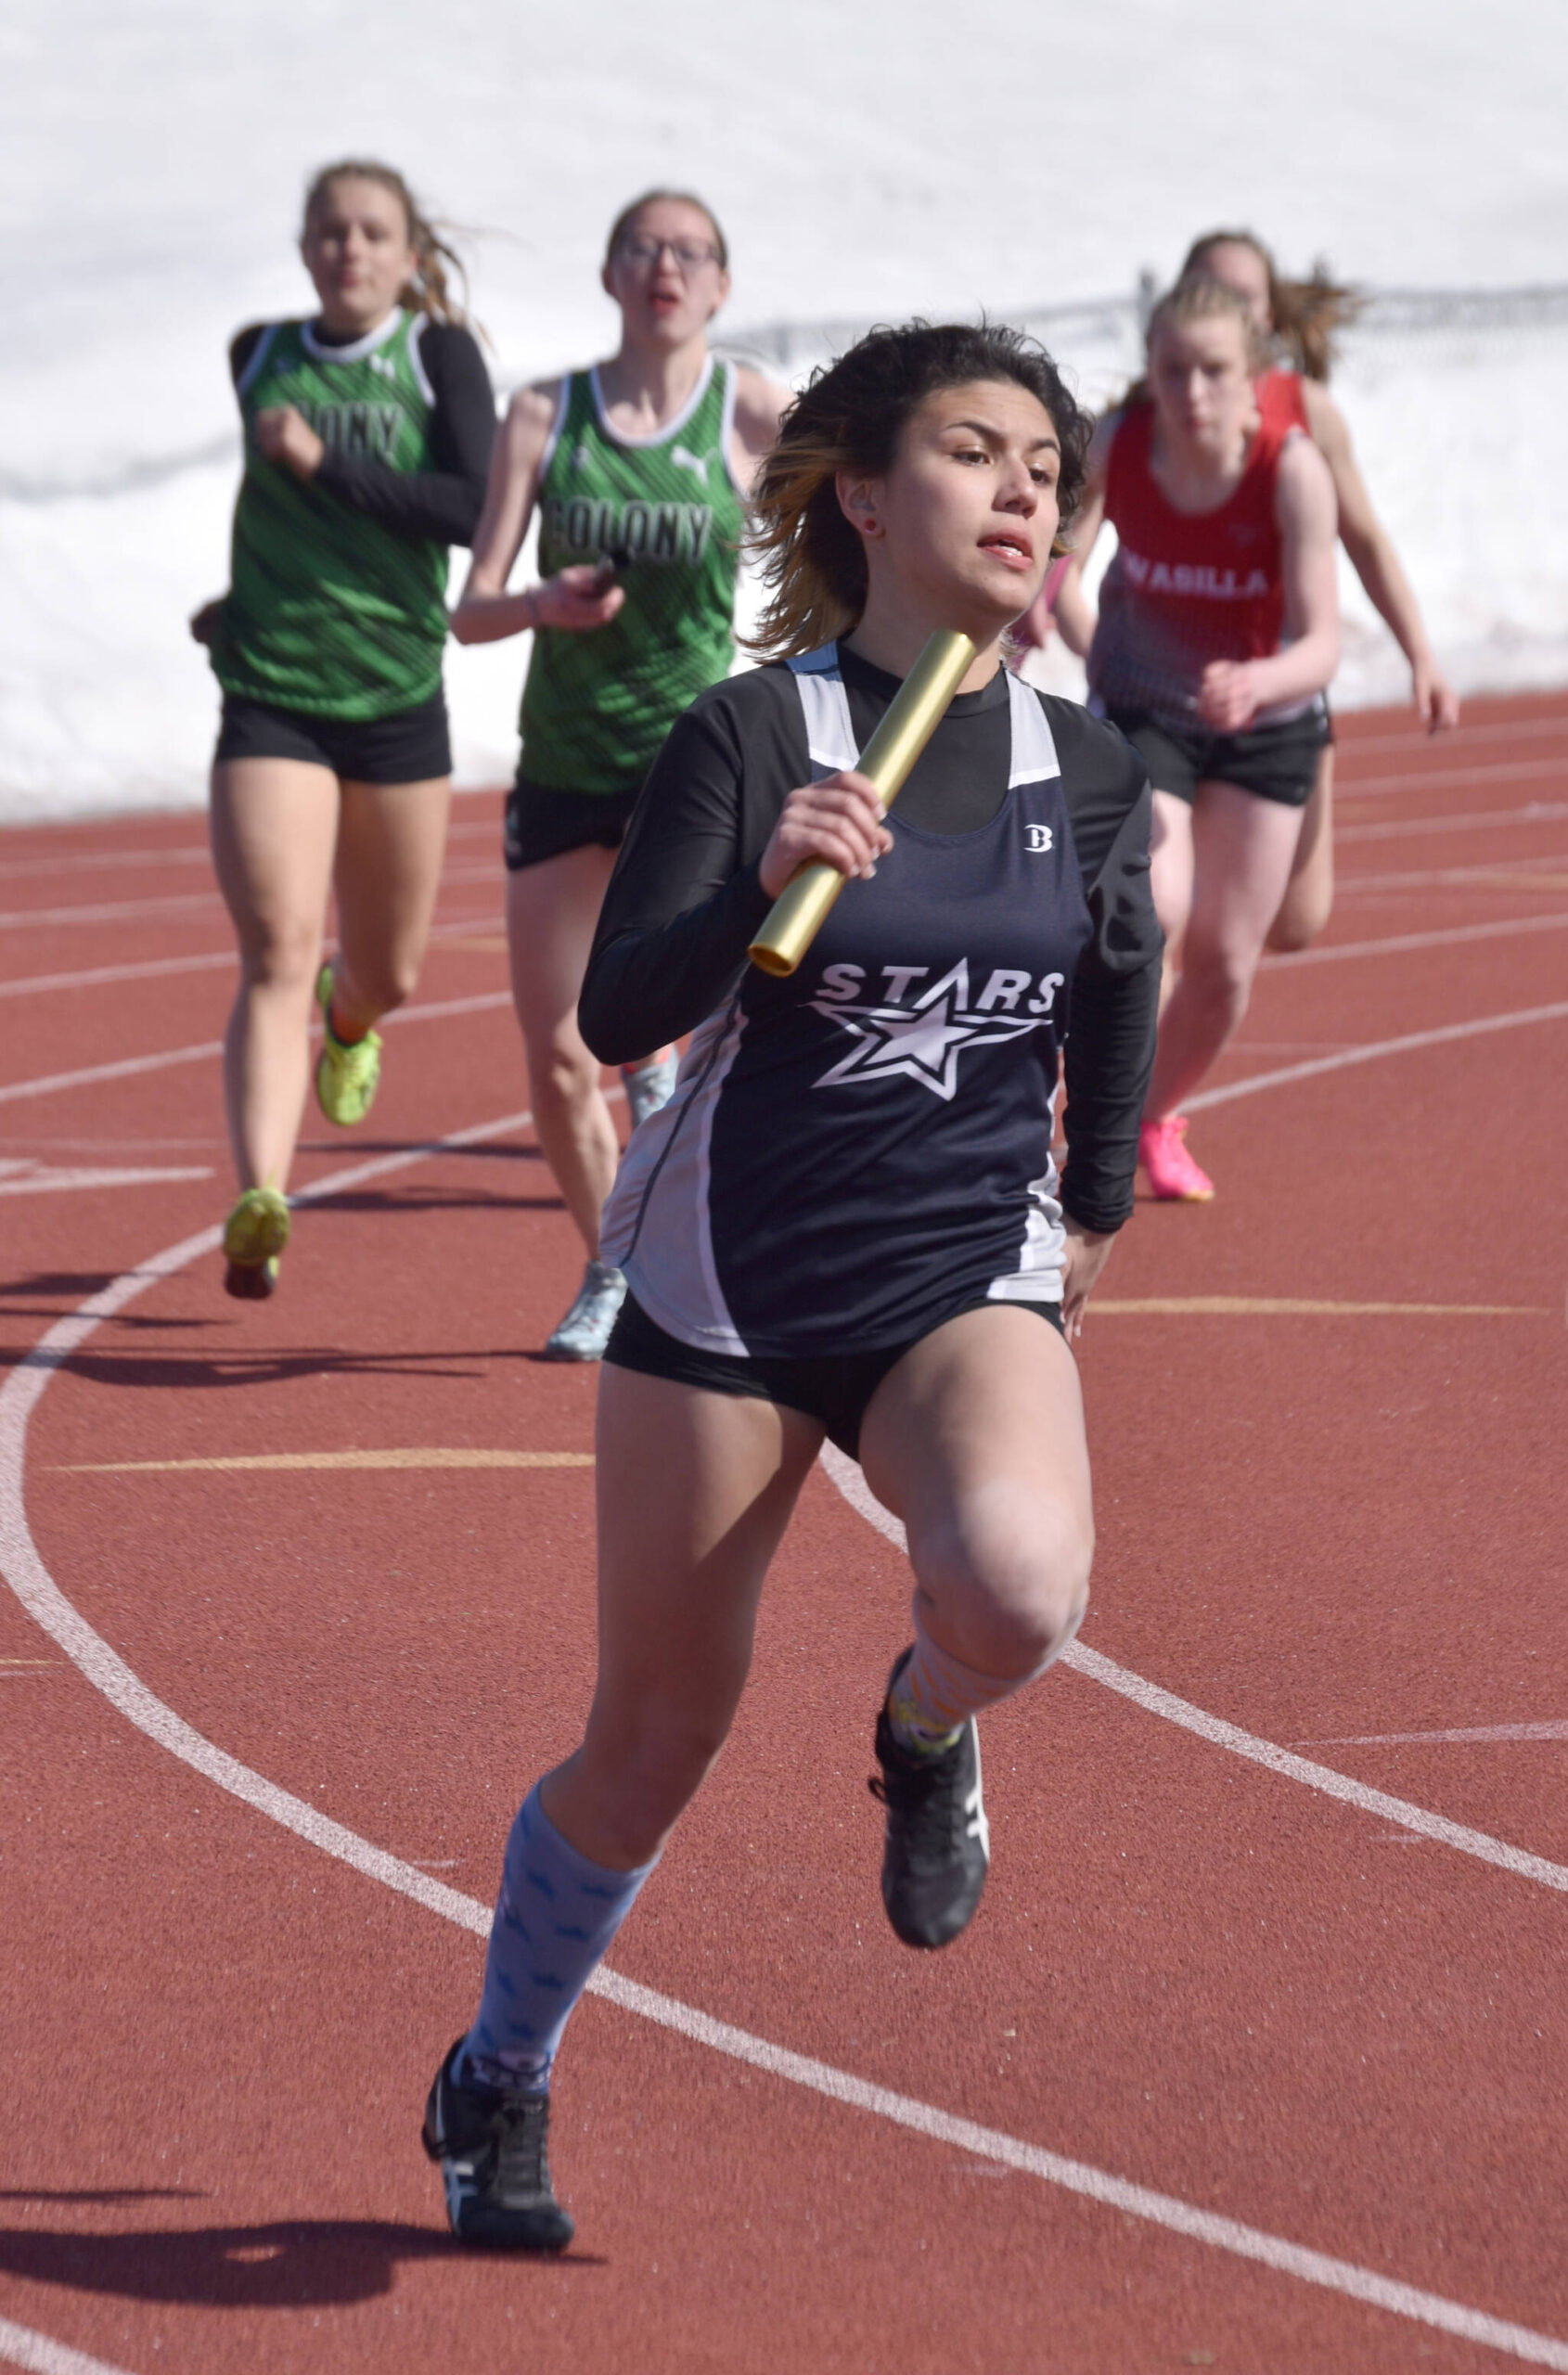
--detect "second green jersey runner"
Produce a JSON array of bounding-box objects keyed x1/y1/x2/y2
[{"x1": 520, "y1": 358, "x2": 746, "y2": 794}]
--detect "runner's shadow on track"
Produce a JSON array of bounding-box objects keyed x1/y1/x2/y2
[
  {"x1": 2, "y1": 1272, "x2": 122, "y2": 1297},
  {"x1": 294, "y1": 1140, "x2": 546, "y2": 1163},
  {"x1": 310, "y1": 1189, "x2": 566, "y2": 1215},
  {"x1": 0, "y1": 2190, "x2": 202, "y2": 2204},
  {"x1": 0, "y1": 2220, "x2": 606, "y2": 2304},
  {"x1": 52, "y1": 1348, "x2": 486, "y2": 1391}
]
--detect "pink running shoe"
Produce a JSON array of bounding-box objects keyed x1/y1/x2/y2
[{"x1": 1139, "y1": 1114, "x2": 1215, "y2": 1201}]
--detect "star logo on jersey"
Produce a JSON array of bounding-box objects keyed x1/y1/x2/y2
[{"x1": 811, "y1": 978, "x2": 1044, "y2": 1103}]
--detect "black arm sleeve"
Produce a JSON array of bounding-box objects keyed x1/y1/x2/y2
[
  {"x1": 1049, "y1": 705, "x2": 1163, "y2": 1233},
  {"x1": 1061, "y1": 786, "x2": 1162, "y2": 1232},
  {"x1": 313, "y1": 323, "x2": 496, "y2": 546},
  {"x1": 578, "y1": 694, "x2": 786, "y2": 1064},
  {"x1": 229, "y1": 324, "x2": 265, "y2": 386}
]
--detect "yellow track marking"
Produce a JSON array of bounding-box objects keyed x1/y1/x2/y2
[
  {"x1": 1093, "y1": 1298, "x2": 1542, "y2": 1316},
  {"x1": 57, "y1": 1449, "x2": 595, "y2": 1474}
]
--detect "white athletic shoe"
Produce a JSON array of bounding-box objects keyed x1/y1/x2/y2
[
  {"x1": 543, "y1": 1258, "x2": 627, "y2": 1362},
  {"x1": 620, "y1": 1049, "x2": 678, "y2": 1131}
]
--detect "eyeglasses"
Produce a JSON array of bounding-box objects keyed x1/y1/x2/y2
[{"x1": 617, "y1": 235, "x2": 723, "y2": 275}]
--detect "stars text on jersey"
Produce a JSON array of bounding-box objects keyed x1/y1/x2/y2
[{"x1": 809, "y1": 957, "x2": 1065, "y2": 1103}]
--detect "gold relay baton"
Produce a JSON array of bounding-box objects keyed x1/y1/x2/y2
[{"x1": 746, "y1": 628, "x2": 977, "y2": 978}]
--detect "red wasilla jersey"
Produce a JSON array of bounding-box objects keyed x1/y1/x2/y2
[{"x1": 1090, "y1": 400, "x2": 1299, "y2": 723}]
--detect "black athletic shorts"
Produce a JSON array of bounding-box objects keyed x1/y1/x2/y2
[
  {"x1": 604, "y1": 1289, "x2": 1065, "y2": 1463},
  {"x1": 214, "y1": 690, "x2": 452, "y2": 784},
  {"x1": 504, "y1": 778, "x2": 642, "y2": 872},
  {"x1": 1104, "y1": 702, "x2": 1329, "y2": 809}
]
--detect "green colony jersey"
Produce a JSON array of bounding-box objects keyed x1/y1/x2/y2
[
  {"x1": 521, "y1": 359, "x2": 746, "y2": 793},
  {"x1": 213, "y1": 312, "x2": 449, "y2": 719}
]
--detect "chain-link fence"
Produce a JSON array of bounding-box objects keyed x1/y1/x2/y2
[{"x1": 716, "y1": 280, "x2": 1568, "y2": 716}]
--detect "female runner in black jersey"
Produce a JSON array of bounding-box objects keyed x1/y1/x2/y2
[
  {"x1": 421, "y1": 323, "x2": 1162, "y2": 2249},
  {"x1": 193, "y1": 160, "x2": 495, "y2": 1299}
]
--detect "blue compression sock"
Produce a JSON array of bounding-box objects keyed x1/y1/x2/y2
[{"x1": 459, "y1": 1782, "x2": 656, "y2": 2094}]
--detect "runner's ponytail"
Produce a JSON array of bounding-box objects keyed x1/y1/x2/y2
[{"x1": 1182, "y1": 228, "x2": 1363, "y2": 382}]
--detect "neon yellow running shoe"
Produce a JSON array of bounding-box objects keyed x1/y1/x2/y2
[
  {"x1": 222, "y1": 1186, "x2": 289, "y2": 1300},
  {"x1": 315, "y1": 963, "x2": 381, "y2": 1127}
]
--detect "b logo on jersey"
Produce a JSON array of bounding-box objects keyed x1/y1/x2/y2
[
  {"x1": 809, "y1": 957, "x2": 1064, "y2": 1103},
  {"x1": 1024, "y1": 824, "x2": 1053, "y2": 854}
]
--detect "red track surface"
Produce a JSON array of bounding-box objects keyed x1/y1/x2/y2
[{"x1": 2, "y1": 694, "x2": 1566, "y2": 2374}]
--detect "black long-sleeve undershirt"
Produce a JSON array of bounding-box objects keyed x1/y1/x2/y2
[
  {"x1": 228, "y1": 317, "x2": 495, "y2": 547},
  {"x1": 580, "y1": 648, "x2": 1163, "y2": 1234}
]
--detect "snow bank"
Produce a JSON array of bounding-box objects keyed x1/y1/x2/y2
[{"x1": 3, "y1": 0, "x2": 1564, "y2": 818}]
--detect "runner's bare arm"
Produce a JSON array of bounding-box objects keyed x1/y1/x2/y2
[
  {"x1": 1302, "y1": 380, "x2": 1459, "y2": 729},
  {"x1": 1196, "y1": 434, "x2": 1338, "y2": 731},
  {"x1": 1043, "y1": 414, "x2": 1115, "y2": 658},
  {"x1": 727, "y1": 366, "x2": 792, "y2": 492},
  {"x1": 450, "y1": 379, "x2": 623, "y2": 644}
]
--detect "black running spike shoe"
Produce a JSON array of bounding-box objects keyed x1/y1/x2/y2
[
  {"x1": 422, "y1": 2040, "x2": 574, "y2": 2251},
  {"x1": 870, "y1": 1650, "x2": 990, "y2": 1950}
]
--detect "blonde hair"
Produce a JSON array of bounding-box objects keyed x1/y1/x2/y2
[
  {"x1": 747, "y1": 322, "x2": 1090, "y2": 659},
  {"x1": 1118, "y1": 274, "x2": 1264, "y2": 409},
  {"x1": 1182, "y1": 227, "x2": 1363, "y2": 382},
  {"x1": 1146, "y1": 273, "x2": 1266, "y2": 370},
  {"x1": 302, "y1": 160, "x2": 470, "y2": 328},
  {"x1": 603, "y1": 189, "x2": 729, "y2": 272}
]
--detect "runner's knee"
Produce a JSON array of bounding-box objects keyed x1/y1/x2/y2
[
  {"x1": 914, "y1": 1487, "x2": 1092, "y2": 1677},
  {"x1": 237, "y1": 916, "x2": 321, "y2": 994}
]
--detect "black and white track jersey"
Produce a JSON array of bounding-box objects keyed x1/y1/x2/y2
[{"x1": 588, "y1": 642, "x2": 1161, "y2": 1361}]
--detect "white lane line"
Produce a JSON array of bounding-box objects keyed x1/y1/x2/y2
[
  {"x1": 0, "y1": 1164, "x2": 212, "y2": 1198},
  {"x1": 0, "y1": 990, "x2": 515, "y2": 1107},
  {"x1": 597, "y1": 1972, "x2": 1568, "y2": 2369},
  {"x1": 0, "y1": 813, "x2": 496, "y2": 888},
  {"x1": 0, "y1": 892, "x2": 221, "y2": 932},
  {"x1": 0, "y1": 1041, "x2": 224, "y2": 1108},
  {"x1": 0, "y1": 914, "x2": 502, "y2": 1003},
  {"x1": 1300, "y1": 1721, "x2": 1568, "y2": 1748},
  {"x1": 0, "y1": 867, "x2": 500, "y2": 936},
  {"x1": 817, "y1": 1447, "x2": 1568, "y2": 1899},
  {"x1": 1336, "y1": 801, "x2": 1568, "y2": 841},
  {"x1": 0, "y1": 951, "x2": 234, "y2": 1001},
  {"x1": 1338, "y1": 753, "x2": 1568, "y2": 793},
  {"x1": 1261, "y1": 911, "x2": 1568, "y2": 971},
  {"x1": 0, "y1": 2314, "x2": 136, "y2": 2375},
  {"x1": 1342, "y1": 719, "x2": 1568, "y2": 759},
  {"x1": 0, "y1": 844, "x2": 212, "y2": 882},
  {"x1": 1186, "y1": 1000, "x2": 1568, "y2": 1116},
  {"x1": 1, "y1": 1201, "x2": 1565, "y2": 2365},
  {"x1": 1335, "y1": 856, "x2": 1568, "y2": 893}
]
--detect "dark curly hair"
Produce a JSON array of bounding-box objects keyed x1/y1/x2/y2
[{"x1": 747, "y1": 322, "x2": 1091, "y2": 657}]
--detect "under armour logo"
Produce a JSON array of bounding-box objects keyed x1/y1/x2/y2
[{"x1": 1024, "y1": 824, "x2": 1053, "y2": 854}]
